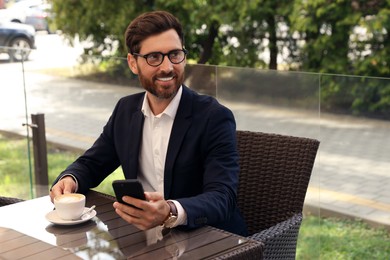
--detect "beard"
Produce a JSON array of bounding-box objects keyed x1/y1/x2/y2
[{"x1": 138, "y1": 69, "x2": 185, "y2": 100}]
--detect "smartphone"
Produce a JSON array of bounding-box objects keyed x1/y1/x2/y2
[{"x1": 112, "y1": 180, "x2": 146, "y2": 208}]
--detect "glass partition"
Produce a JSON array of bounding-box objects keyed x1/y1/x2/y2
[
  {"x1": 317, "y1": 74, "x2": 390, "y2": 224},
  {"x1": 216, "y1": 66, "x2": 320, "y2": 138},
  {"x1": 215, "y1": 66, "x2": 321, "y2": 259},
  {"x1": 1, "y1": 31, "x2": 389, "y2": 258},
  {"x1": 0, "y1": 56, "x2": 34, "y2": 200}
]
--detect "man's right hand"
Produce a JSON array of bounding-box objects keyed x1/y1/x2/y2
[{"x1": 49, "y1": 176, "x2": 77, "y2": 202}]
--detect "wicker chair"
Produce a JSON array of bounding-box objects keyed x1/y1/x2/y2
[
  {"x1": 0, "y1": 196, "x2": 24, "y2": 207},
  {"x1": 236, "y1": 130, "x2": 320, "y2": 259}
]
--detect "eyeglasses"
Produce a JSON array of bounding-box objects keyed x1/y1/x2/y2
[{"x1": 132, "y1": 49, "x2": 188, "y2": 67}]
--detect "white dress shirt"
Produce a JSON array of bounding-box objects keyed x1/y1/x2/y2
[{"x1": 138, "y1": 86, "x2": 186, "y2": 227}]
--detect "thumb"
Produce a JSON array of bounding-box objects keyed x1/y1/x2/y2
[{"x1": 144, "y1": 191, "x2": 163, "y2": 202}]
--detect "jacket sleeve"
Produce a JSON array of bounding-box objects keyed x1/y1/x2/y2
[
  {"x1": 176, "y1": 104, "x2": 240, "y2": 229},
  {"x1": 52, "y1": 99, "x2": 124, "y2": 194}
]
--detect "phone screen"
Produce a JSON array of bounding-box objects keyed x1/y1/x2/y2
[{"x1": 112, "y1": 180, "x2": 145, "y2": 207}]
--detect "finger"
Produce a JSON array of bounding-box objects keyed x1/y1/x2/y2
[
  {"x1": 114, "y1": 201, "x2": 157, "y2": 230},
  {"x1": 114, "y1": 201, "x2": 142, "y2": 219},
  {"x1": 49, "y1": 186, "x2": 62, "y2": 203},
  {"x1": 114, "y1": 206, "x2": 149, "y2": 230},
  {"x1": 115, "y1": 207, "x2": 136, "y2": 223},
  {"x1": 49, "y1": 177, "x2": 76, "y2": 203},
  {"x1": 114, "y1": 199, "x2": 165, "y2": 230},
  {"x1": 63, "y1": 185, "x2": 73, "y2": 194},
  {"x1": 122, "y1": 196, "x2": 146, "y2": 210},
  {"x1": 62, "y1": 178, "x2": 76, "y2": 194}
]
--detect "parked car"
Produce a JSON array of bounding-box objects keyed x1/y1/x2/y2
[
  {"x1": 25, "y1": 3, "x2": 52, "y2": 32},
  {"x1": 0, "y1": 0, "x2": 53, "y2": 33},
  {"x1": 0, "y1": 21, "x2": 36, "y2": 61}
]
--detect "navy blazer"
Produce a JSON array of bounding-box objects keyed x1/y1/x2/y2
[{"x1": 55, "y1": 85, "x2": 247, "y2": 236}]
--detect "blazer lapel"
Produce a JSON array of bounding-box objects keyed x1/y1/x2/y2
[
  {"x1": 126, "y1": 103, "x2": 144, "y2": 179},
  {"x1": 164, "y1": 86, "x2": 193, "y2": 198}
]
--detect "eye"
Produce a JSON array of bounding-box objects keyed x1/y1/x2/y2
[
  {"x1": 147, "y1": 52, "x2": 162, "y2": 61},
  {"x1": 169, "y1": 50, "x2": 184, "y2": 62},
  {"x1": 170, "y1": 50, "x2": 181, "y2": 58}
]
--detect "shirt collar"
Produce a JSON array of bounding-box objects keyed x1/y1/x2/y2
[{"x1": 141, "y1": 85, "x2": 182, "y2": 119}]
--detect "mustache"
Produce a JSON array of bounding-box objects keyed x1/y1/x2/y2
[{"x1": 155, "y1": 72, "x2": 175, "y2": 78}]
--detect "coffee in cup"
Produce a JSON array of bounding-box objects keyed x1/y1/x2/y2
[{"x1": 54, "y1": 193, "x2": 86, "y2": 220}]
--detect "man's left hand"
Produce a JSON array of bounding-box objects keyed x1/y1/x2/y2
[{"x1": 113, "y1": 191, "x2": 170, "y2": 230}]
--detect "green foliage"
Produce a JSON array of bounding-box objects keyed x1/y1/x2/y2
[
  {"x1": 51, "y1": 0, "x2": 141, "y2": 56},
  {"x1": 297, "y1": 216, "x2": 390, "y2": 259},
  {"x1": 0, "y1": 134, "x2": 31, "y2": 199},
  {"x1": 51, "y1": 0, "x2": 242, "y2": 64},
  {"x1": 51, "y1": 0, "x2": 390, "y2": 75},
  {"x1": 0, "y1": 134, "x2": 122, "y2": 199},
  {"x1": 50, "y1": 0, "x2": 390, "y2": 117},
  {"x1": 320, "y1": 74, "x2": 390, "y2": 119},
  {"x1": 353, "y1": 6, "x2": 390, "y2": 77},
  {"x1": 291, "y1": 0, "x2": 358, "y2": 74}
]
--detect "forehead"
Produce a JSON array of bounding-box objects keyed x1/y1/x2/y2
[{"x1": 139, "y1": 29, "x2": 182, "y2": 53}]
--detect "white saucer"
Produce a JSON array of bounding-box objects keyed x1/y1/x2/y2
[{"x1": 45, "y1": 207, "x2": 97, "y2": 226}]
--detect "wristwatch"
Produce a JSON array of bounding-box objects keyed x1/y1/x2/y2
[{"x1": 163, "y1": 200, "x2": 178, "y2": 228}]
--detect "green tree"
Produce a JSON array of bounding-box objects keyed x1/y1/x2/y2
[
  {"x1": 289, "y1": 0, "x2": 390, "y2": 118},
  {"x1": 50, "y1": 0, "x2": 390, "y2": 117},
  {"x1": 51, "y1": 0, "x2": 240, "y2": 65},
  {"x1": 51, "y1": 0, "x2": 390, "y2": 74},
  {"x1": 352, "y1": 0, "x2": 390, "y2": 77},
  {"x1": 230, "y1": 1, "x2": 296, "y2": 69},
  {"x1": 290, "y1": 0, "x2": 389, "y2": 78},
  {"x1": 51, "y1": 0, "x2": 150, "y2": 56},
  {"x1": 290, "y1": 0, "x2": 362, "y2": 74}
]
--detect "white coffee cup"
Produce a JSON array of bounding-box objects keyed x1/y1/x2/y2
[{"x1": 54, "y1": 193, "x2": 86, "y2": 220}]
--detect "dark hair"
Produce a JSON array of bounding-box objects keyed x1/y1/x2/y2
[{"x1": 125, "y1": 11, "x2": 184, "y2": 54}]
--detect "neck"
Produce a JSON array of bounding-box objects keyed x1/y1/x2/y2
[{"x1": 147, "y1": 94, "x2": 173, "y2": 115}]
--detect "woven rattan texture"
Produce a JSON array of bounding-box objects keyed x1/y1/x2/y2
[
  {"x1": 0, "y1": 196, "x2": 24, "y2": 207},
  {"x1": 250, "y1": 213, "x2": 302, "y2": 259},
  {"x1": 236, "y1": 130, "x2": 319, "y2": 235}
]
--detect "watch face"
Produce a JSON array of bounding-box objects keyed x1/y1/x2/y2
[{"x1": 164, "y1": 214, "x2": 178, "y2": 228}]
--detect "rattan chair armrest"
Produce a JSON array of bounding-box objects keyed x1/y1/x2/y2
[
  {"x1": 248, "y1": 213, "x2": 303, "y2": 259},
  {"x1": 0, "y1": 196, "x2": 25, "y2": 207}
]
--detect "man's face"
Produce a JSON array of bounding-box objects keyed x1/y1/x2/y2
[{"x1": 128, "y1": 29, "x2": 186, "y2": 100}]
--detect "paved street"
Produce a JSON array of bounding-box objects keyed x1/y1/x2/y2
[{"x1": 1, "y1": 33, "x2": 389, "y2": 230}]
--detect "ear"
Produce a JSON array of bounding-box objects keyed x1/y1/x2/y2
[{"x1": 127, "y1": 53, "x2": 138, "y2": 75}]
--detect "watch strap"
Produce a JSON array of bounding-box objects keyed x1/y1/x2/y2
[{"x1": 167, "y1": 201, "x2": 178, "y2": 216}]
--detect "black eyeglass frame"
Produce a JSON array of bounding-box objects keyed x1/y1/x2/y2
[{"x1": 132, "y1": 49, "x2": 188, "y2": 67}]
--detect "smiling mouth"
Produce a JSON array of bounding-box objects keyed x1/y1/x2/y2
[{"x1": 157, "y1": 76, "x2": 174, "y2": 81}]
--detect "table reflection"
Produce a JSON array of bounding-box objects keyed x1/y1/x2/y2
[
  {"x1": 45, "y1": 214, "x2": 186, "y2": 259},
  {"x1": 46, "y1": 222, "x2": 96, "y2": 249}
]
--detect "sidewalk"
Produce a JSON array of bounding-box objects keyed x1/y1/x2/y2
[{"x1": 1, "y1": 70, "x2": 390, "y2": 231}]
